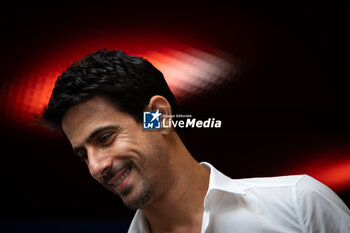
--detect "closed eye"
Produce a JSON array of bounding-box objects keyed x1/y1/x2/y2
[{"x1": 97, "y1": 132, "x2": 116, "y2": 146}]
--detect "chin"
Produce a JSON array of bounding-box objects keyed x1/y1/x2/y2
[{"x1": 122, "y1": 187, "x2": 154, "y2": 210}]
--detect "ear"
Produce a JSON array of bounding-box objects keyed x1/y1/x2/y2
[{"x1": 146, "y1": 95, "x2": 173, "y2": 134}]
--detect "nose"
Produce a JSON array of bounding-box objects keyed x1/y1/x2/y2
[{"x1": 86, "y1": 147, "x2": 113, "y2": 181}]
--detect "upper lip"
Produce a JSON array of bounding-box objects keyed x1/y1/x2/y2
[{"x1": 106, "y1": 166, "x2": 130, "y2": 185}]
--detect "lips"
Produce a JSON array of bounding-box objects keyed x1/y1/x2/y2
[
  {"x1": 112, "y1": 167, "x2": 131, "y2": 187},
  {"x1": 107, "y1": 165, "x2": 131, "y2": 187}
]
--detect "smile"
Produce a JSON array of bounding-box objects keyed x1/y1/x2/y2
[{"x1": 111, "y1": 167, "x2": 131, "y2": 187}]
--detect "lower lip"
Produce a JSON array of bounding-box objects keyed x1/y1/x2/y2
[{"x1": 114, "y1": 168, "x2": 131, "y2": 193}]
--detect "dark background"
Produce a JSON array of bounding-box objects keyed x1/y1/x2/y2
[{"x1": 0, "y1": 1, "x2": 349, "y2": 232}]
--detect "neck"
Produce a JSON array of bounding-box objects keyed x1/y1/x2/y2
[{"x1": 142, "y1": 135, "x2": 210, "y2": 233}]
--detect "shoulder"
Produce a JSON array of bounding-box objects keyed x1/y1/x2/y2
[
  {"x1": 236, "y1": 174, "x2": 349, "y2": 212},
  {"x1": 235, "y1": 175, "x2": 350, "y2": 232},
  {"x1": 234, "y1": 174, "x2": 307, "y2": 191},
  {"x1": 294, "y1": 175, "x2": 350, "y2": 213},
  {"x1": 292, "y1": 176, "x2": 350, "y2": 232}
]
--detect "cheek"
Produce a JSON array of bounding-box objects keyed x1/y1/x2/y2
[
  {"x1": 113, "y1": 127, "x2": 166, "y2": 167},
  {"x1": 108, "y1": 131, "x2": 148, "y2": 159},
  {"x1": 142, "y1": 136, "x2": 167, "y2": 172}
]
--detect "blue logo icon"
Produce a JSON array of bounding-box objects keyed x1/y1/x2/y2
[{"x1": 143, "y1": 110, "x2": 161, "y2": 129}]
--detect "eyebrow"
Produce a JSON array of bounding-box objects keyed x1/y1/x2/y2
[{"x1": 72, "y1": 125, "x2": 121, "y2": 156}]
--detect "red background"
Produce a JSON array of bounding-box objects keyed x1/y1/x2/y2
[{"x1": 0, "y1": 1, "x2": 349, "y2": 230}]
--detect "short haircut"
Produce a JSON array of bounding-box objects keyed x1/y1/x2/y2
[{"x1": 39, "y1": 49, "x2": 184, "y2": 142}]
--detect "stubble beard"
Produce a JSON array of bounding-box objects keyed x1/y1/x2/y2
[
  {"x1": 118, "y1": 140, "x2": 164, "y2": 210},
  {"x1": 122, "y1": 141, "x2": 164, "y2": 210},
  {"x1": 120, "y1": 165, "x2": 157, "y2": 210}
]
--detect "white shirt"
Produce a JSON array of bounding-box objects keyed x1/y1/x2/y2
[{"x1": 128, "y1": 162, "x2": 350, "y2": 233}]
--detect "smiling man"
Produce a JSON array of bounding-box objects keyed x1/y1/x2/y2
[{"x1": 40, "y1": 49, "x2": 350, "y2": 233}]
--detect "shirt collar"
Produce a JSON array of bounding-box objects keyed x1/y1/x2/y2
[
  {"x1": 127, "y1": 209, "x2": 150, "y2": 233},
  {"x1": 128, "y1": 162, "x2": 247, "y2": 233},
  {"x1": 200, "y1": 162, "x2": 247, "y2": 211},
  {"x1": 201, "y1": 162, "x2": 247, "y2": 195}
]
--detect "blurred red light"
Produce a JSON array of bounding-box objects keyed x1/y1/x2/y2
[
  {"x1": 0, "y1": 34, "x2": 237, "y2": 130},
  {"x1": 283, "y1": 149, "x2": 350, "y2": 192}
]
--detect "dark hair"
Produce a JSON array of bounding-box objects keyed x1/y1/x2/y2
[{"x1": 39, "y1": 49, "x2": 184, "y2": 142}]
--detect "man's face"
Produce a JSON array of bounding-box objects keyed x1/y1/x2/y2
[{"x1": 62, "y1": 96, "x2": 168, "y2": 209}]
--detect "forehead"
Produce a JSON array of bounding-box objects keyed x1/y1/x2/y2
[{"x1": 61, "y1": 96, "x2": 127, "y2": 145}]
